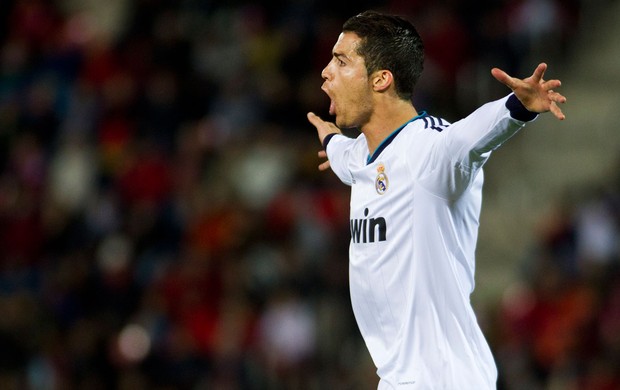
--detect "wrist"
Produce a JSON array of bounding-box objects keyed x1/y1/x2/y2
[
  {"x1": 322, "y1": 133, "x2": 339, "y2": 149},
  {"x1": 506, "y1": 94, "x2": 538, "y2": 121}
]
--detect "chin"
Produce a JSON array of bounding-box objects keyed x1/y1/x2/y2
[
  {"x1": 336, "y1": 119, "x2": 355, "y2": 130},
  {"x1": 335, "y1": 116, "x2": 348, "y2": 128}
]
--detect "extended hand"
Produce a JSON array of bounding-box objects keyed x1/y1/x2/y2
[
  {"x1": 307, "y1": 112, "x2": 342, "y2": 171},
  {"x1": 491, "y1": 63, "x2": 567, "y2": 120}
]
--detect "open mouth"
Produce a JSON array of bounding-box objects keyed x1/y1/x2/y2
[{"x1": 322, "y1": 84, "x2": 335, "y2": 116}]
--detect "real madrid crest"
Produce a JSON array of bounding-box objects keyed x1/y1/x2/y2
[{"x1": 375, "y1": 162, "x2": 389, "y2": 195}]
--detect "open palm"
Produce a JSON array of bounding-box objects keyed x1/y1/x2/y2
[{"x1": 492, "y1": 63, "x2": 567, "y2": 120}]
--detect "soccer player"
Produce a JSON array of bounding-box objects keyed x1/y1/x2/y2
[{"x1": 306, "y1": 11, "x2": 566, "y2": 390}]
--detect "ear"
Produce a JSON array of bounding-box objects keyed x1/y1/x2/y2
[{"x1": 371, "y1": 70, "x2": 393, "y2": 92}]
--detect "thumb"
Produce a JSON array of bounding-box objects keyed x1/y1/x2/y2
[{"x1": 491, "y1": 67, "x2": 516, "y2": 90}]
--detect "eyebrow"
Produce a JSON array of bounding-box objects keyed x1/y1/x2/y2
[{"x1": 333, "y1": 52, "x2": 350, "y2": 61}]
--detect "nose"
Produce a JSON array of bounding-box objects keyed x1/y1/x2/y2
[{"x1": 321, "y1": 63, "x2": 331, "y2": 81}]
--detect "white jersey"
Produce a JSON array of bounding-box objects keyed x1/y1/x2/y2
[{"x1": 324, "y1": 95, "x2": 536, "y2": 389}]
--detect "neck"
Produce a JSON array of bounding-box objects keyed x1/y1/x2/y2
[{"x1": 361, "y1": 99, "x2": 418, "y2": 156}]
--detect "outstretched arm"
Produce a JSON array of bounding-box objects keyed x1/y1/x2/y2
[{"x1": 491, "y1": 63, "x2": 567, "y2": 120}]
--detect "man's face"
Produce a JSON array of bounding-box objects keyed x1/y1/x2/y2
[{"x1": 321, "y1": 32, "x2": 373, "y2": 129}]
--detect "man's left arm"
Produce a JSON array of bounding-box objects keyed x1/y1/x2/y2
[
  {"x1": 420, "y1": 63, "x2": 566, "y2": 198},
  {"x1": 447, "y1": 62, "x2": 566, "y2": 166}
]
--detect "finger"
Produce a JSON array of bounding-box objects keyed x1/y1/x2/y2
[
  {"x1": 549, "y1": 102, "x2": 566, "y2": 121},
  {"x1": 531, "y1": 63, "x2": 547, "y2": 84},
  {"x1": 542, "y1": 79, "x2": 562, "y2": 91},
  {"x1": 491, "y1": 67, "x2": 517, "y2": 90},
  {"x1": 307, "y1": 112, "x2": 325, "y2": 128},
  {"x1": 318, "y1": 150, "x2": 327, "y2": 159},
  {"x1": 319, "y1": 160, "x2": 331, "y2": 171},
  {"x1": 548, "y1": 90, "x2": 567, "y2": 104}
]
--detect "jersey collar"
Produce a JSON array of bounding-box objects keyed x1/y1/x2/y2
[{"x1": 366, "y1": 111, "x2": 427, "y2": 165}]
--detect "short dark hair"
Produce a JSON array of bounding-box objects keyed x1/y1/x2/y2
[{"x1": 343, "y1": 11, "x2": 424, "y2": 101}]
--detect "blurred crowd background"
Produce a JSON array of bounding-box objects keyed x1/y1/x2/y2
[{"x1": 0, "y1": 0, "x2": 619, "y2": 389}]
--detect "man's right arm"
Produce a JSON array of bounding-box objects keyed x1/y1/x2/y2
[
  {"x1": 307, "y1": 112, "x2": 355, "y2": 185},
  {"x1": 307, "y1": 112, "x2": 341, "y2": 172}
]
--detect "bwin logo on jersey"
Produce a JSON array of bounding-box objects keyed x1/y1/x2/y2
[
  {"x1": 350, "y1": 208, "x2": 387, "y2": 243},
  {"x1": 375, "y1": 163, "x2": 388, "y2": 195}
]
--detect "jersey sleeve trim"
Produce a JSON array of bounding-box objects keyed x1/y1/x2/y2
[
  {"x1": 506, "y1": 93, "x2": 538, "y2": 122},
  {"x1": 322, "y1": 133, "x2": 339, "y2": 149}
]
